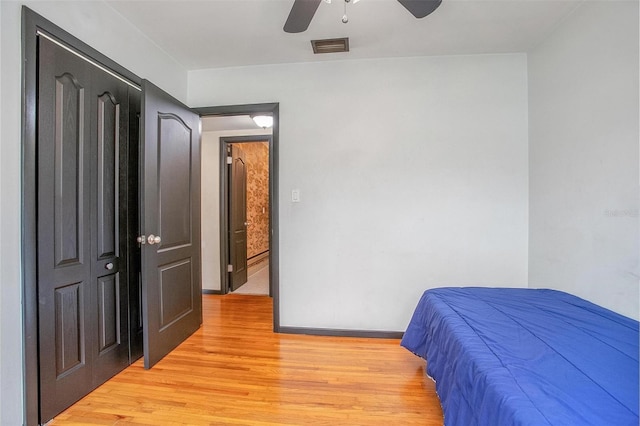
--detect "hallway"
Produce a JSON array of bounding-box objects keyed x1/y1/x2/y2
[{"x1": 232, "y1": 259, "x2": 269, "y2": 295}]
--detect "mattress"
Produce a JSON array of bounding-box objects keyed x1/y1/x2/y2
[{"x1": 401, "y1": 287, "x2": 639, "y2": 426}]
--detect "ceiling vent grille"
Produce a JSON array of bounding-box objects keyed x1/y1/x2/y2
[{"x1": 311, "y1": 37, "x2": 349, "y2": 54}]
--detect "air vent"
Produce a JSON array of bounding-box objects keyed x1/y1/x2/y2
[{"x1": 311, "y1": 37, "x2": 349, "y2": 54}]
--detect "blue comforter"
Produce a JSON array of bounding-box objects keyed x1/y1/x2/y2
[{"x1": 401, "y1": 287, "x2": 639, "y2": 426}]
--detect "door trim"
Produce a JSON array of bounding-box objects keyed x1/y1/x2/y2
[
  {"x1": 220, "y1": 136, "x2": 273, "y2": 296},
  {"x1": 22, "y1": 8, "x2": 143, "y2": 425},
  {"x1": 194, "y1": 105, "x2": 280, "y2": 333}
]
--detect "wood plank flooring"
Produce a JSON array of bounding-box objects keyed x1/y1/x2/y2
[{"x1": 51, "y1": 295, "x2": 443, "y2": 425}]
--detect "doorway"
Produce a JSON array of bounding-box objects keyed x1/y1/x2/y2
[
  {"x1": 195, "y1": 109, "x2": 279, "y2": 309},
  {"x1": 224, "y1": 137, "x2": 272, "y2": 295}
]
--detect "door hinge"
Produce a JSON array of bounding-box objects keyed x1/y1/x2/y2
[
  {"x1": 227, "y1": 264, "x2": 233, "y2": 272},
  {"x1": 226, "y1": 156, "x2": 233, "y2": 165}
]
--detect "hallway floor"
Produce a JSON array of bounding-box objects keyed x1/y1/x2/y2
[{"x1": 232, "y1": 261, "x2": 269, "y2": 295}]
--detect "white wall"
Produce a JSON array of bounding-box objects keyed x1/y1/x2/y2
[
  {"x1": 190, "y1": 54, "x2": 530, "y2": 331},
  {"x1": 528, "y1": 1, "x2": 639, "y2": 320},
  {"x1": 0, "y1": 2, "x2": 5, "y2": 419},
  {"x1": 201, "y1": 128, "x2": 272, "y2": 292},
  {"x1": 0, "y1": 2, "x2": 187, "y2": 423}
]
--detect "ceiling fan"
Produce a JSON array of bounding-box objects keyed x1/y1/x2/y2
[{"x1": 284, "y1": 0, "x2": 442, "y2": 33}]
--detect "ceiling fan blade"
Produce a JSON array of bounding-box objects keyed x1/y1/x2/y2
[
  {"x1": 284, "y1": 0, "x2": 322, "y2": 33},
  {"x1": 397, "y1": 0, "x2": 442, "y2": 19}
]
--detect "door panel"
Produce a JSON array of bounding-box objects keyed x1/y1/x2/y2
[
  {"x1": 54, "y1": 73, "x2": 85, "y2": 267},
  {"x1": 90, "y1": 67, "x2": 131, "y2": 387},
  {"x1": 229, "y1": 144, "x2": 248, "y2": 291},
  {"x1": 97, "y1": 273, "x2": 120, "y2": 353},
  {"x1": 141, "y1": 80, "x2": 201, "y2": 369},
  {"x1": 54, "y1": 282, "x2": 86, "y2": 377},
  {"x1": 37, "y1": 36, "x2": 132, "y2": 422},
  {"x1": 96, "y1": 92, "x2": 119, "y2": 259},
  {"x1": 159, "y1": 260, "x2": 194, "y2": 328},
  {"x1": 38, "y1": 37, "x2": 94, "y2": 421},
  {"x1": 158, "y1": 114, "x2": 193, "y2": 249}
]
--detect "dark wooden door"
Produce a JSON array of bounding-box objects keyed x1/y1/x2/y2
[
  {"x1": 37, "y1": 36, "x2": 132, "y2": 422},
  {"x1": 90, "y1": 69, "x2": 132, "y2": 385},
  {"x1": 140, "y1": 80, "x2": 202, "y2": 369},
  {"x1": 229, "y1": 144, "x2": 248, "y2": 291}
]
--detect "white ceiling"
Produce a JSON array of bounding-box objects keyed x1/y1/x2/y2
[{"x1": 106, "y1": 0, "x2": 583, "y2": 71}]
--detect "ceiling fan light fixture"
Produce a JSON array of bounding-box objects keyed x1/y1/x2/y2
[
  {"x1": 284, "y1": 0, "x2": 440, "y2": 34},
  {"x1": 251, "y1": 115, "x2": 273, "y2": 129},
  {"x1": 324, "y1": 0, "x2": 361, "y2": 4}
]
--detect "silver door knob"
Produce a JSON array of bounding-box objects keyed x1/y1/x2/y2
[
  {"x1": 136, "y1": 235, "x2": 146, "y2": 245},
  {"x1": 147, "y1": 234, "x2": 161, "y2": 245},
  {"x1": 105, "y1": 262, "x2": 114, "y2": 270}
]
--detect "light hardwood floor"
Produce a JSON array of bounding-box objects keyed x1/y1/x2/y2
[{"x1": 51, "y1": 295, "x2": 444, "y2": 425}]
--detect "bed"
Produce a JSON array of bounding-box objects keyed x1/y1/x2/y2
[{"x1": 401, "y1": 287, "x2": 639, "y2": 426}]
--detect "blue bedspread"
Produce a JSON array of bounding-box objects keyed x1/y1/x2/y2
[{"x1": 401, "y1": 287, "x2": 639, "y2": 426}]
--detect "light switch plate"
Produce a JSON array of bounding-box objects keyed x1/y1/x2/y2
[{"x1": 291, "y1": 189, "x2": 300, "y2": 202}]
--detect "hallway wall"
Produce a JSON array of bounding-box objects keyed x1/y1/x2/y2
[{"x1": 244, "y1": 142, "x2": 270, "y2": 258}]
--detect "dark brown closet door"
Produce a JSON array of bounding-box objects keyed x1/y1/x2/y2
[
  {"x1": 140, "y1": 80, "x2": 202, "y2": 369},
  {"x1": 37, "y1": 36, "x2": 131, "y2": 422},
  {"x1": 90, "y1": 70, "x2": 131, "y2": 385},
  {"x1": 37, "y1": 36, "x2": 94, "y2": 422}
]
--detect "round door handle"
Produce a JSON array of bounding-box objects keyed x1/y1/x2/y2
[
  {"x1": 105, "y1": 262, "x2": 114, "y2": 270},
  {"x1": 147, "y1": 234, "x2": 161, "y2": 245}
]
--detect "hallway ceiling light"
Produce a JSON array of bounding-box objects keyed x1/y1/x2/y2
[{"x1": 251, "y1": 115, "x2": 273, "y2": 129}]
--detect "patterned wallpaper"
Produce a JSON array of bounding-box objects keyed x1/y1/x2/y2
[{"x1": 243, "y1": 142, "x2": 270, "y2": 258}]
